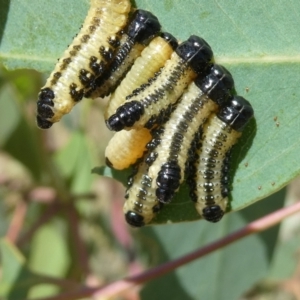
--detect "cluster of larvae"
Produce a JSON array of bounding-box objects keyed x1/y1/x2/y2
[{"x1": 36, "y1": 0, "x2": 254, "y2": 227}]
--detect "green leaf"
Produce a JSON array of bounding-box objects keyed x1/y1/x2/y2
[
  {"x1": 27, "y1": 222, "x2": 70, "y2": 299},
  {"x1": 0, "y1": 238, "x2": 42, "y2": 299},
  {"x1": 1, "y1": 0, "x2": 299, "y2": 223},
  {"x1": 54, "y1": 131, "x2": 95, "y2": 194},
  {"x1": 140, "y1": 188, "x2": 285, "y2": 300}
]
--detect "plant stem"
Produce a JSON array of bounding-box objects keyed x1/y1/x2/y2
[{"x1": 34, "y1": 200, "x2": 300, "y2": 300}]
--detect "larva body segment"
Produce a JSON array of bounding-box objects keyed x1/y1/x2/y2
[
  {"x1": 123, "y1": 162, "x2": 162, "y2": 227},
  {"x1": 105, "y1": 127, "x2": 152, "y2": 170},
  {"x1": 187, "y1": 96, "x2": 254, "y2": 222},
  {"x1": 106, "y1": 35, "x2": 214, "y2": 132},
  {"x1": 36, "y1": 0, "x2": 131, "y2": 129},
  {"x1": 123, "y1": 64, "x2": 234, "y2": 227},
  {"x1": 88, "y1": 9, "x2": 162, "y2": 99},
  {"x1": 105, "y1": 32, "x2": 178, "y2": 119},
  {"x1": 147, "y1": 64, "x2": 235, "y2": 204}
]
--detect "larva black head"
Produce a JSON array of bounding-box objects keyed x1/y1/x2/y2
[
  {"x1": 175, "y1": 35, "x2": 213, "y2": 75},
  {"x1": 127, "y1": 10, "x2": 161, "y2": 44},
  {"x1": 156, "y1": 161, "x2": 181, "y2": 203},
  {"x1": 202, "y1": 205, "x2": 224, "y2": 222},
  {"x1": 36, "y1": 115, "x2": 53, "y2": 129},
  {"x1": 195, "y1": 64, "x2": 235, "y2": 106},
  {"x1": 106, "y1": 101, "x2": 145, "y2": 131},
  {"x1": 160, "y1": 32, "x2": 178, "y2": 50},
  {"x1": 125, "y1": 211, "x2": 145, "y2": 227},
  {"x1": 218, "y1": 96, "x2": 254, "y2": 131}
]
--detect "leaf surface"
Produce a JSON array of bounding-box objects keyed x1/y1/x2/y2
[{"x1": 1, "y1": 0, "x2": 300, "y2": 223}]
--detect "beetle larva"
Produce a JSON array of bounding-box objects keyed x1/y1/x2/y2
[
  {"x1": 123, "y1": 162, "x2": 162, "y2": 227},
  {"x1": 36, "y1": 0, "x2": 131, "y2": 129},
  {"x1": 104, "y1": 32, "x2": 178, "y2": 119},
  {"x1": 187, "y1": 96, "x2": 254, "y2": 222},
  {"x1": 106, "y1": 35, "x2": 214, "y2": 132},
  {"x1": 87, "y1": 9, "x2": 162, "y2": 99},
  {"x1": 105, "y1": 127, "x2": 152, "y2": 170},
  {"x1": 123, "y1": 64, "x2": 234, "y2": 227},
  {"x1": 148, "y1": 64, "x2": 235, "y2": 204}
]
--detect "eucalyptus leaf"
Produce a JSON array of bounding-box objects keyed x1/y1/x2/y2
[{"x1": 1, "y1": 0, "x2": 299, "y2": 224}]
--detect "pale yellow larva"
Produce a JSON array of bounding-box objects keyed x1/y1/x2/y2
[
  {"x1": 104, "y1": 32, "x2": 178, "y2": 119},
  {"x1": 87, "y1": 9, "x2": 162, "y2": 99},
  {"x1": 105, "y1": 127, "x2": 152, "y2": 170},
  {"x1": 123, "y1": 64, "x2": 235, "y2": 227},
  {"x1": 106, "y1": 35, "x2": 214, "y2": 132},
  {"x1": 36, "y1": 0, "x2": 131, "y2": 129},
  {"x1": 187, "y1": 96, "x2": 254, "y2": 223}
]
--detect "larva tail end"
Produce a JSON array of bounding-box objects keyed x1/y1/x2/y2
[
  {"x1": 106, "y1": 101, "x2": 144, "y2": 131},
  {"x1": 156, "y1": 162, "x2": 181, "y2": 203},
  {"x1": 125, "y1": 211, "x2": 145, "y2": 227},
  {"x1": 36, "y1": 115, "x2": 53, "y2": 129},
  {"x1": 202, "y1": 205, "x2": 224, "y2": 223}
]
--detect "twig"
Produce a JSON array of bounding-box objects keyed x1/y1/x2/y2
[
  {"x1": 34, "y1": 200, "x2": 300, "y2": 300},
  {"x1": 6, "y1": 200, "x2": 28, "y2": 244}
]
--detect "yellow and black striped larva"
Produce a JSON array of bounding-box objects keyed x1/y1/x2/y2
[
  {"x1": 106, "y1": 35, "x2": 214, "y2": 132},
  {"x1": 147, "y1": 64, "x2": 235, "y2": 204},
  {"x1": 87, "y1": 9, "x2": 162, "y2": 99},
  {"x1": 104, "y1": 32, "x2": 178, "y2": 119},
  {"x1": 123, "y1": 64, "x2": 235, "y2": 227},
  {"x1": 36, "y1": 0, "x2": 131, "y2": 129},
  {"x1": 105, "y1": 127, "x2": 152, "y2": 170},
  {"x1": 186, "y1": 96, "x2": 254, "y2": 223}
]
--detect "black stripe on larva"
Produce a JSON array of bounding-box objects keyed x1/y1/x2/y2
[
  {"x1": 69, "y1": 83, "x2": 84, "y2": 102},
  {"x1": 221, "y1": 151, "x2": 231, "y2": 198},
  {"x1": 176, "y1": 35, "x2": 213, "y2": 75},
  {"x1": 107, "y1": 35, "x2": 213, "y2": 131},
  {"x1": 79, "y1": 69, "x2": 96, "y2": 88},
  {"x1": 89, "y1": 56, "x2": 105, "y2": 77},
  {"x1": 50, "y1": 72, "x2": 62, "y2": 85},
  {"x1": 106, "y1": 101, "x2": 144, "y2": 131},
  {"x1": 108, "y1": 36, "x2": 121, "y2": 48},
  {"x1": 60, "y1": 57, "x2": 72, "y2": 70},
  {"x1": 156, "y1": 161, "x2": 181, "y2": 203},
  {"x1": 144, "y1": 102, "x2": 175, "y2": 129},
  {"x1": 190, "y1": 96, "x2": 253, "y2": 223},
  {"x1": 99, "y1": 46, "x2": 114, "y2": 62},
  {"x1": 88, "y1": 10, "x2": 161, "y2": 98}
]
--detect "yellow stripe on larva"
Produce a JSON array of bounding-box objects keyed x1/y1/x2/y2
[
  {"x1": 37, "y1": 0, "x2": 131, "y2": 128},
  {"x1": 194, "y1": 115, "x2": 241, "y2": 217},
  {"x1": 105, "y1": 35, "x2": 176, "y2": 119},
  {"x1": 105, "y1": 127, "x2": 152, "y2": 170}
]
